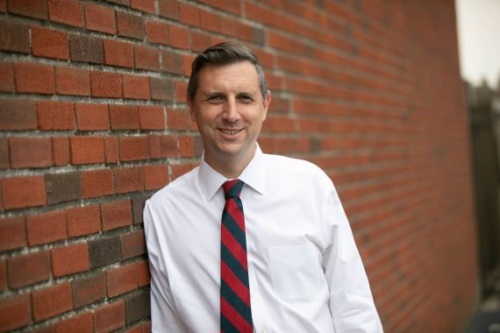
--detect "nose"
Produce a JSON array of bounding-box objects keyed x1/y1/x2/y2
[{"x1": 222, "y1": 98, "x2": 239, "y2": 122}]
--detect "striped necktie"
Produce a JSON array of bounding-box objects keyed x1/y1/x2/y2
[{"x1": 220, "y1": 179, "x2": 253, "y2": 332}]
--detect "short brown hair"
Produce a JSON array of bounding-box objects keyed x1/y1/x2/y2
[{"x1": 186, "y1": 42, "x2": 268, "y2": 102}]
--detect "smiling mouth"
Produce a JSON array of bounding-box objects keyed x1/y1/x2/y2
[{"x1": 218, "y1": 128, "x2": 243, "y2": 135}]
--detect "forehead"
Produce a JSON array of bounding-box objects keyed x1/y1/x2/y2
[{"x1": 196, "y1": 61, "x2": 260, "y2": 92}]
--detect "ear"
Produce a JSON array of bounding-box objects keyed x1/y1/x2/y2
[{"x1": 262, "y1": 90, "x2": 271, "y2": 121}]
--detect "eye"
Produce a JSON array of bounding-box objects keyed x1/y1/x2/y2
[
  {"x1": 237, "y1": 94, "x2": 254, "y2": 104},
  {"x1": 206, "y1": 94, "x2": 224, "y2": 104}
]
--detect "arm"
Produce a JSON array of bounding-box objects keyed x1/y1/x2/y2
[
  {"x1": 143, "y1": 201, "x2": 187, "y2": 332},
  {"x1": 323, "y1": 188, "x2": 384, "y2": 332}
]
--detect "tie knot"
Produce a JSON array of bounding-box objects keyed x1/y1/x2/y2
[{"x1": 222, "y1": 179, "x2": 244, "y2": 199}]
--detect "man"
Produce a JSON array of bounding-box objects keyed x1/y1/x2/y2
[{"x1": 144, "y1": 42, "x2": 383, "y2": 332}]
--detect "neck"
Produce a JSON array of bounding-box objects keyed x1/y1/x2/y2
[{"x1": 204, "y1": 146, "x2": 256, "y2": 179}]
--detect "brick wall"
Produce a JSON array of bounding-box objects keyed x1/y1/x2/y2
[{"x1": 0, "y1": 0, "x2": 478, "y2": 332}]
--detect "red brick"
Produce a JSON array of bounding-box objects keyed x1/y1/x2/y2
[
  {"x1": 138, "y1": 105, "x2": 164, "y2": 130},
  {"x1": 105, "y1": 137, "x2": 119, "y2": 163},
  {"x1": 160, "y1": 50, "x2": 184, "y2": 75},
  {"x1": 80, "y1": 169, "x2": 114, "y2": 198},
  {"x1": 8, "y1": 251, "x2": 50, "y2": 289},
  {"x1": 130, "y1": 0, "x2": 154, "y2": 13},
  {"x1": 168, "y1": 23, "x2": 190, "y2": 50},
  {"x1": 51, "y1": 243, "x2": 89, "y2": 277},
  {"x1": 166, "y1": 107, "x2": 189, "y2": 130},
  {"x1": 0, "y1": 62, "x2": 14, "y2": 92},
  {"x1": 48, "y1": 0, "x2": 84, "y2": 27},
  {"x1": 1, "y1": 176, "x2": 46, "y2": 209},
  {"x1": 101, "y1": 200, "x2": 132, "y2": 231},
  {"x1": 69, "y1": 34, "x2": 103, "y2": 64},
  {"x1": 122, "y1": 74, "x2": 150, "y2": 100},
  {"x1": 179, "y1": 2, "x2": 199, "y2": 26},
  {"x1": 150, "y1": 77, "x2": 175, "y2": 101},
  {"x1": 0, "y1": 259, "x2": 5, "y2": 291},
  {"x1": 70, "y1": 136, "x2": 105, "y2": 165},
  {"x1": 191, "y1": 30, "x2": 213, "y2": 52},
  {"x1": 0, "y1": 100, "x2": 37, "y2": 130},
  {"x1": 71, "y1": 273, "x2": 106, "y2": 308},
  {"x1": 27, "y1": 211, "x2": 67, "y2": 246},
  {"x1": 136, "y1": 260, "x2": 150, "y2": 287},
  {"x1": 31, "y1": 26, "x2": 69, "y2": 60},
  {"x1": 114, "y1": 167, "x2": 144, "y2": 194},
  {"x1": 107, "y1": 263, "x2": 137, "y2": 297},
  {"x1": 134, "y1": 45, "x2": 159, "y2": 71},
  {"x1": 109, "y1": 105, "x2": 139, "y2": 130},
  {"x1": 0, "y1": 216, "x2": 26, "y2": 251},
  {"x1": 119, "y1": 136, "x2": 149, "y2": 161},
  {"x1": 15, "y1": 63, "x2": 55, "y2": 94},
  {"x1": 8, "y1": 0, "x2": 47, "y2": 19},
  {"x1": 75, "y1": 103, "x2": 109, "y2": 131},
  {"x1": 9, "y1": 137, "x2": 52, "y2": 168},
  {"x1": 174, "y1": 80, "x2": 188, "y2": 103},
  {"x1": 0, "y1": 138, "x2": 7, "y2": 169},
  {"x1": 94, "y1": 301, "x2": 125, "y2": 333},
  {"x1": 0, "y1": 21, "x2": 30, "y2": 53},
  {"x1": 121, "y1": 230, "x2": 146, "y2": 260},
  {"x1": 55, "y1": 66, "x2": 91, "y2": 96},
  {"x1": 145, "y1": 19, "x2": 169, "y2": 45},
  {"x1": 32, "y1": 282, "x2": 72, "y2": 321},
  {"x1": 37, "y1": 101, "x2": 75, "y2": 130},
  {"x1": 90, "y1": 71, "x2": 122, "y2": 98},
  {"x1": 149, "y1": 135, "x2": 178, "y2": 159},
  {"x1": 0, "y1": 294, "x2": 32, "y2": 331},
  {"x1": 56, "y1": 312, "x2": 93, "y2": 333},
  {"x1": 66, "y1": 204, "x2": 101, "y2": 237},
  {"x1": 199, "y1": 8, "x2": 221, "y2": 33},
  {"x1": 144, "y1": 164, "x2": 169, "y2": 190},
  {"x1": 178, "y1": 135, "x2": 194, "y2": 157},
  {"x1": 158, "y1": 0, "x2": 178, "y2": 19},
  {"x1": 85, "y1": 2, "x2": 116, "y2": 34},
  {"x1": 117, "y1": 10, "x2": 144, "y2": 40},
  {"x1": 52, "y1": 137, "x2": 70, "y2": 166},
  {"x1": 103, "y1": 39, "x2": 134, "y2": 68}
]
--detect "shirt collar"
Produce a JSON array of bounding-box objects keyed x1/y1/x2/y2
[{"x1": 198, "y1": 144, "x2": 267, "y2": 201}]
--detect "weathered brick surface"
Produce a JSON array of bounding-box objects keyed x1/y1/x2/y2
[
  {"x1": 0, "y1": 1, "x2": 478, "y2": 332},
  {"x1": 7, "y1": 251, "x2": 51, "y2": 289},
  {"x1": 32, "y1": 282, "x2": 73, "y2": 321},
  {"x1": 88, "y1": 236, "x2": 121, "y2": 268},
  {"x1": 45, "y1": 171, "x2": 82, "y2": 204},
  {"x1": 0, "y1": 216, "x2": 26, "y2": 250},
  {"x1": 72, "y1": 273, "x2": 106, "y2": 308}
]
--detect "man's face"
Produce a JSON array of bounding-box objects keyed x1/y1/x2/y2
[{"x1": 189, "y1": 61, "x2": 271, "y2": 170}]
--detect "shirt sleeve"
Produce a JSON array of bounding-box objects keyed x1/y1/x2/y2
[
  {"x1": 322, "y1": 186, "x2": 384, "y2": 332},
  {"x1": 143, "y1": 200, "x2": 188, "y2": 332}
]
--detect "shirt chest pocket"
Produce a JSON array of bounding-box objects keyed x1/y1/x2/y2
[{"x1": 267, "y1": 244, "x2": 324, "y2": 300}]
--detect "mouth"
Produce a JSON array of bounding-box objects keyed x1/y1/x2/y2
[{"x1": 217, "y1": 128, "x2": 243, "y2": 135}]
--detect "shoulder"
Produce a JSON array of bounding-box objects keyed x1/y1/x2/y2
[
  {"x1": 263, "y1": 153, "x2": 332, "y2": 184},
  {"x1": 147, "y1": 166, "x2": 199, "y2": 205}
]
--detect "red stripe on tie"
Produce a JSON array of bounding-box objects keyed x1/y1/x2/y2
[
  {"x1": 226, "y1": 201, "x2": 245, "y2": 231},
  {"x1": 221, "y1": 297, "x2": 253, "y2": 333},
  {"x1": 221, "y1": 225, "x2": 248, "y2": 270},
  {"x1": 221, "y1": 261, "x2": 251, "y2": 306}
]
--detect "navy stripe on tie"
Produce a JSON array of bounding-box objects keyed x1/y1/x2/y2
[
  {"x1": 220, "y1": 314, "x2": 238, "y2": 333},
  {"x1": 222, "y1": 210, "x2": 246, "y2": 249},
  {"x1": 221, "y1": 244, "x2": 249, "y2": 286},
  {"x1": 221, "y1": 280, "x2": 253, "y2": 324}
]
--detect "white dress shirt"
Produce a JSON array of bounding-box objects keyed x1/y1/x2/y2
[{"x1": 143, "y1": 146, "x2": 383, "y2": 332}]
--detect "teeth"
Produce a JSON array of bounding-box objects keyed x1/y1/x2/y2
[{"x1": 220, "y1": 129, "x2": 240, "y2": 135}]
